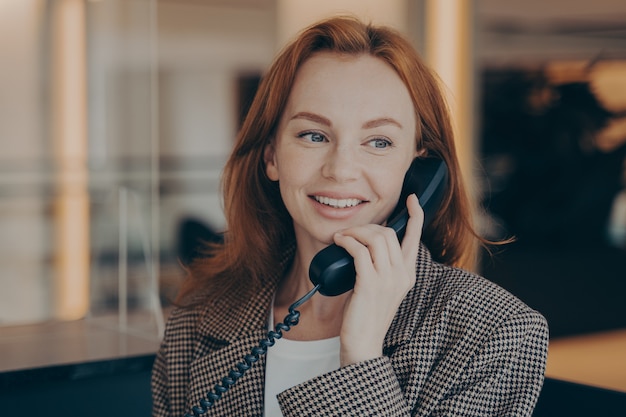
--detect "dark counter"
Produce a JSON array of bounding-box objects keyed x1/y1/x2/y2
[{"x1": 0, "y1": 354, "x2": 155, "y2": 416}]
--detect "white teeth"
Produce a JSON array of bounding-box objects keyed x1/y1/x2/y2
[{"x1": 314, "y1": 196, "x2": 362, "y2": 208}]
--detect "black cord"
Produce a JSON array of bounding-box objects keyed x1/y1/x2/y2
[{"x1": 185, "y1": 284, "x2": 321, "y2": 417}]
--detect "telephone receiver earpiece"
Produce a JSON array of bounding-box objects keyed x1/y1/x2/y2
[{"x1": 308, "y1": 157, "x2": 449, "y2": 296}]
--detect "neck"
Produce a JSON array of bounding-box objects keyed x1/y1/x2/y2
[
  {"x1": 275, "y1": 247, "x2": 349, "y2": 327},
  {"x1": 275, "y1": 252, "x2": 314, "y2": 307}
]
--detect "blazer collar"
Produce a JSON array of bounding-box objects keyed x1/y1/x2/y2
[
  {"x1": 196, "y1": 246, "x2": 294, "y2": 342},
  {"x1": 384, "y1": 242, "x2": 438, "y2": 348}
]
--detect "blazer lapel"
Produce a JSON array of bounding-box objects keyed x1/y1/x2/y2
[
  {"x1": 187, "y1": 328, "x2": 269, "y2": 417},
  {"x1": 185, "y1": 253, "x2": 289, "y2": 417}
]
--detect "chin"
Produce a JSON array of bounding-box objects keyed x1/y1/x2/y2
[{"x1": 317, "y1": 235, "x2": 335, "y2": 247}]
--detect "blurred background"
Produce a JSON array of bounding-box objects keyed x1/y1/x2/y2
[{"x1": 1, "y1": 0, "x2": 625, "y2": 399}]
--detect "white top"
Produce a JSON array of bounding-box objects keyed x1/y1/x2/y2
[{"x1": 263, "y1": 306, "x2": 340, "y2": 417}]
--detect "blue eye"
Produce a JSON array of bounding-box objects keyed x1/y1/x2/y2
[
  {"x1": 299, "y1": 131, "x2": 327, "y2": 143},
  {"x1": 368, "y1": 138, "x2": 392, "y2": 149}
]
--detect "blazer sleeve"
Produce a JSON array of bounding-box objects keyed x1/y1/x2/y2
[
  {"x1": 277, "y1": 355, "x2": 411, "y2": 416},
  {"x1": 275, "y1": 310, "x2": 548, "y2": 417}
]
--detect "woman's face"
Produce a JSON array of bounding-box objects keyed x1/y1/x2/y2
[{"x1": 265, "y1": 52, "x2": 417, "y2": 252}]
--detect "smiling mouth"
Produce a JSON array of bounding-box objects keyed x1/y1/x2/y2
[{"x1": 313, "y1": 195, "x2": 364, "y2": 208}]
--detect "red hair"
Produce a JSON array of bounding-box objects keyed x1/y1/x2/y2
[{"x1": 177, "y1": 16, "x2": 479, "y2": 305}]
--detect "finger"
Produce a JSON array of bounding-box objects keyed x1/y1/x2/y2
[
  {"x1": 332, "y1": 231, "x2": 375, "y2": 274},
  {"x1": 335, "y1": 224, "x2": 398, "y2": 269},
  {"x1": 401, "y1": 194, "x2": 424, "y2": 261}
]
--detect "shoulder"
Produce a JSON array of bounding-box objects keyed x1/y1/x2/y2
[
  {"x1": 434, "y1": 263, "x2": 539, "y2": 319},
  {"x1": 160, "y1": 301, "x2": 207, "y2": 351},
  {"x1": 425, "y1": 259, "x2": 546, "y2": 334},
  {"x1": 391, "y1": 252, "x2": 549, "y2": 416},
  {"x1": 393, "y1": 244, "x2": 548, "y2": 347}
]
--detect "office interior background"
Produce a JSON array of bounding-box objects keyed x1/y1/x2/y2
[{"x1": 1, "y1": 0, "x2": 625, "y2": 414}]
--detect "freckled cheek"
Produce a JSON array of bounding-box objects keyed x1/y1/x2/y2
[
  {"x1": 276, "y1": 167, "x2": 311, "y2": 202},
  {"x1": 280, "y1": 156, "x2": 320, "y2": 184},
  {"x1": 373, "y1": 176, "x2": 406, "y2": 217}
]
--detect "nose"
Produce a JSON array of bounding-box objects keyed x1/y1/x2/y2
[{"x1": 321, "y1": 146, "x2": 360, "y2": 182}]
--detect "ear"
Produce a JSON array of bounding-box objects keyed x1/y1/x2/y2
[{"x1": 264, "y1": 142, "x2": 279, "y2": 181}]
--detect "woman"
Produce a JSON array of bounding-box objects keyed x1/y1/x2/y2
[{"x1": 152, "y1": 16, "x2": 549, "y2": 417}]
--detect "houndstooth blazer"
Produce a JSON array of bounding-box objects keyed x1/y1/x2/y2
[{"x1": 152, "y1": 243, "x2": 549, "y2": 417}]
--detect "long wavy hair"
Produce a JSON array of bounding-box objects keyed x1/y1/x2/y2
[{"x1": 177, "y1": 16, "x2": 479, "y2": 305}]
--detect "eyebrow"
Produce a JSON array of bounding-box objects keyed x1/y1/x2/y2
[
  {"x1": 362, "y1": 117, "x2": 403, "y2": 129},
  {"x1": 291, "y1": 112, "x2": 403, "y2": 129},
  {"x1": 291, "y1": 112, "x2": 332, "y2": 127}
]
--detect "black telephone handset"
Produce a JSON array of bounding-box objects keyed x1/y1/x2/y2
[
  {"x1": 184, "y1": 157, "x2": 449, "y2": 417},
  {"x1": 309, "y1": 156, "x2": 449, "y2": 296}
]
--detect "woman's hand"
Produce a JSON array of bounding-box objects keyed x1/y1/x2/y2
[{"x1": 333, "y1": 194, "x2": 424, "y2": 366}]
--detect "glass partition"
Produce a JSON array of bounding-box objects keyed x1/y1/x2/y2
[
  {"x1": 0, "y1": 0, "x2": 163, "y2": 371},
  {"x1": 0, "y1": 0, "x2": 276, "y2": 372}
]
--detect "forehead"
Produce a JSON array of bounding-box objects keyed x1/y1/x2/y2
[{"x1": 285, "y1": 52, "x2": 415, "y2": 123}]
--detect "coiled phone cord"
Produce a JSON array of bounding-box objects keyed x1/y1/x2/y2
[{"x1": 185, "y1": 284, "x2": 321, "y2": 417}]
